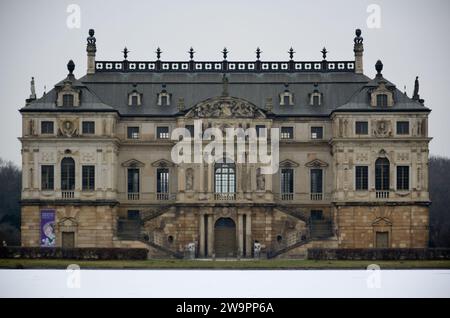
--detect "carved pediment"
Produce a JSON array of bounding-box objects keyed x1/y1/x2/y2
[
  {"x1": 186, "y1": 96, "x2": 265, "y2": 119},
  {"x1": 121, "y1": 159, "x2": 145, "y2": 167},
  {"x1": 372, "y1": 217, "x2": 392, "y2": 227},
  {"x1": 57, "y1": 217, "x2": 78, "y2": 227},
  {"x1": 279, "y1": 159, "x2": 300, "y2": 167},
  {"x1": 151, "y1": 159, "x2": 174, "y2": 167},
  {"x1": 305, "y1": 159, "x2": 328, "y2": 168}
]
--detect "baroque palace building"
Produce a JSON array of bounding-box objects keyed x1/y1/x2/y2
[{"x1": 19, "y1": 29, "x2": 431, "y2": 258}]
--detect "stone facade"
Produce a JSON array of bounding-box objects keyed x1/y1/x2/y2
[{"x1": 19, "y1": 29, "x2": 431, "y2": 258}]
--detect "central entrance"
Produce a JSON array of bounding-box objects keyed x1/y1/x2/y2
[{"x1": 214, "y1": 218, "x2": 236, "y2": 257}]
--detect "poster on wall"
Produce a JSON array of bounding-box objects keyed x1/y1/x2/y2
[{"x1": 40, "y1": 209, "x2": 56, "y2": 247}]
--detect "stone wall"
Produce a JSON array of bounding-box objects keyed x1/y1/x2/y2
[{"x1": 335, "y1": 205, "x2": 429, "y2": 248}]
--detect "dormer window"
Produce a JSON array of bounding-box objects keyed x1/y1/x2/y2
[
  {"x1": 309, "y1": 83, "x2": 322, "y2": 106},
  {"x1": 279, "y1": 84, "x2": 294, "y2": 106},
  {"x1": 157, "y1": 84, "x2": 171, "y2": 106},
  {"x1": 128, "y1": 91, "x2": 142, "y2": 106}
]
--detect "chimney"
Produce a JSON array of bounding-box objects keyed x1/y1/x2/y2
[
  {"x1": 353, "y1": 28, "x2": 364, "y2": 74},
  {"x1": 86, "y1": 29, "x2": 96, "y2": 74}
]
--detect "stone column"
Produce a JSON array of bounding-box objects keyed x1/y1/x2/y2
[
  {"x1": 238, "y1": 214, "x2": 244, "y2": 257},
  {"x1": 245, "y1": 212, "x2": 252, "y2": 257},
  {"x1": 199, "y1": 214, "x2": 205, "y2": 257},
  {"x1": 207, "y1": 214, "x2": 214, "y2": 257},
  {"x1": 198, "y1": 163, "x2": 204, "y2": 193}
]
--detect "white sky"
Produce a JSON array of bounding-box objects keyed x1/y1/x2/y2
[{"x1": 1, "y1": 0, "x2": 449, "y2": 165}]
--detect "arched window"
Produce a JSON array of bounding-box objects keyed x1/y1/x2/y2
[
  {"x1": 61, "y1": 158, "x2": 75, "y2": 190},
  {"x1": 375, "y1": 158, "x2": 390, "y2": 190},
  {"x1": 214, "y1": 159, "x2": 236, "y2": 193}
]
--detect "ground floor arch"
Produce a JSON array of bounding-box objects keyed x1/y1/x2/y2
[{"x1": 214, "y1": 217, "x2": 237, "y2": 257}]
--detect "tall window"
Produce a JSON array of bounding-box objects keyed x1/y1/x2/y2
[
  {"x1": 62, "y1": 94, "x2": 74, "y2": 107},
  {"x1": 376, "y1": 94, "x2": 388, "y2": 107},
  {"x1": 355, "y1": 166, "x2": 368, "y2": 190},
  {"x1": 127, "y1": 126, "x2": 140, "y2": 139},
  {"x1": 131, "y1": 95, "x2": 139, "y2": 106},
  {"x1": 41, "y1": 165, "x2": 54, "y2": 190},
  {"x1": 61, "y1": 158, "x2": 75, "y2": 191},
  {"x1": 280, "y1": 127, "x2": 293, "y2": 139},
  {"x1": 215, "y1": 161, "x2": 236, "y2": 193},
  {"x1": 157, "y1": 168, "x2": 169, "y2": 193},
  {"x1": 280, "y1": 168, "x2": 294, "y2": 194},
  {"x1": 310, "y1": 169, "x2": 323, "y2": 194},
  {"x1": 185, "y1": 125, "x2": 195, "y2": 138},
  {"x1": 157, "y1": 127, "x2": 170, "y2": 139},
  {"x1": 311, "y1": 126, "x2": 323, "y2": 139},
  {"x1": 396, "y1": 121, "x2": 410, "y2": 135},
  {"x1": 41, "y1": 121, "x2": 54, "y2": 134},
  {"x1": 82, "y1": 165, "x2": 95, "y2": 191},
  {"x1": 127, "y1": 168, "x2": 140, "y2": 193},
  {"x1": 355, "y1": 121, "x2": 368, "y2": 135},
  {"x1": 375, "y1": 158, "x2": 390, "y2": 191},
  {"x1": 312, "y1": 95, "x2": 320, "y2": 106},
  {"x1": 82, "y1": 121, "x2": 95, "y2": 134},
  {"x1": 397, "y1": 166, "x2": 409, "y2": 191}
]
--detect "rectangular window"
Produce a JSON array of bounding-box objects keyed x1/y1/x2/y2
[
  {"x1": 396, "y1": 121, "x2": 409, "y2": 135},
  {"x1": 62, "y1": 94, "x2": 74, "y2": 107},
  {"x1": 355, "y1": 166, "x2": 368, "y2": 190},
  {"x1": 377, "y1": 94, "x2": 388, "y2": 107},
  {"x1": 127, "y1": 210, "x2": 140, "y2": 220},
  {"x1": 41, "y1": 165, "x2": 54, "y2": 190},
  {"x1": 41, "y1": 121, "x2": 54, "y2": 134},
  {"x1": 355, "y1": 121, "x2": 368, "y2": 135},
  {"x1": 397, "y1": 166, "x2": 409, "y2": 191},
  {"x1": 312, "y1": 95, "x2": 320, "y2": 106},
  {"x1": 310, "y1": 169, "x2": 323, "y2": 193},
  {"x1": 157, "y1": 168, "x2": 169, "y2": 193},
  {"x1": 185, "y1": 125, "x2": 195, "y2": 138},
  {"x1": 311, "y1": 126, "x2": 323, "y2": 139},
  {"x1": 127, "y1": 168, "x2": 140, "y2": 193},
  {"x1": 157, "y1": 126, "x2": 170, "y2": 139},
  {"x1": 280, "y1": 127, "x2": 293, "y2": 139},
  {"x1": 82, "y1": 121, "x2": 95, "y2": 134},
  {"x1": 127, "y1": 126, "x2": 140, "y2": 139},
  {"x1": 82, "y1": 165, "x2": 95, "y2": 191},
  {"x1": 280, "y1": 168, "x2": 294, "y2": 194}
]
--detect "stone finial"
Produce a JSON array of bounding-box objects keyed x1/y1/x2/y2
[
  {"x1": 354, "y1": 28, "x2": 363, "y2": 44},
  {"x1": 354, "y1": 28, "x2": 364, "y2": 74},
  {"x1": 222, "y1": 47, "x2": 228, "y2": 60},
  {"x1": 86, "y1": 28, "x2": 96, "y2": 74},
  {"x1": 67, "y1": 60, "x2": 75, "y2": 75},
  {"x1": 375, "y1": 60, "x2": 383, "y2": 76},
  {"x1": 288, "y1": 47, "x2": 295, "y2": 61},
  {"x1": 321, "y1": 47, "x2": 328, "y2": 60},
  {"x1": 156, "y1": 47, "x2": 162, "y2": 60},
  {"x1": 256, "y1": 47, "x2": 262, "y2": 61},
  {"x1": 122, "y1": 47, "x2": 129, "y2": 60},
  {"x1": 188, "y1": 47, "x2": 195, "y2": 61}
]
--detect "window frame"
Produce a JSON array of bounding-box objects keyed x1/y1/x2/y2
[
  {"x1": 127, "y1": 126, "x2": 140, "y2": 139},
  {"x1": 280, "y1": 168, "x2": 294, "y2": 194},
  {"x1": 355, "y1": 121, "x2": 369, "y2": 135},
  {"x1": 127, "y1": 168, "x2": 140, "y2": 194},
  {"x1": 310, "y1": 126, "x2": 323, "y2": 140},
  {"x1": 376, "y1": 94, "x2": 388, "y2": 107},
  {"x1": 82, "y1": 121, "x2": 95, "y2": 135},
  {"x1": 396, "y1": 121, "x2": 410, "y2": 135},
  {"x1": 280, "y1": 126, "x2": 294, "y2": 140},
  {"x1": 62, "y1": 94, "x2": 74, "y2": 107},
  {"x1": 355, "y1": 165, "x2": 369, "y2": 191},
  {"x1": 156, "y1": 168, "x2": 170, "y2": 194},
  {"x1": 156, "y1": 126, "x2": 170, "y2": 139},
  {"x1": 310, "y1": 168, "x2": 323, "y2": 194},
  {"x1": 41, "y1": 121, "x2": 54, "y2": 134},
  {"x1": 82, "y1": 165, "x2": 95, "y2": 191},
  {"x1": 41, "y1": 165, "x2": 54, "y2": 190},
  {"x1": 396, "y1": 165, "x2": 410, "y2": 191}
]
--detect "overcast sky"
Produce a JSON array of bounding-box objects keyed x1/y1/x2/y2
[{"x1": 1, "y1": 0, "x2": 449, "y2": 165}]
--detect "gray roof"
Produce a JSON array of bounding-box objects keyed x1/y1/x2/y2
[{"x1": 20, "y1": 70, "x2": 430, "y2": 116}]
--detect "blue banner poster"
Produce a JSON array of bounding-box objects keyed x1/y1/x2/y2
[{"x1": 40, "y1": 209, "x2": 56, "y2": 247}]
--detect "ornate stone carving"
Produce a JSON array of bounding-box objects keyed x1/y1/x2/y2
[
  {"x1": 57, "y1": 118, "x2": 79, "y2": 137},
  {"x1": 186, "y1": 96, "x2": 265, "y2": 118},
  {"x1": 355, "y1": 152, "x2": 369, "y2": 162},
  {"x1": 185, "y1": 168, "x2": 194, "y2": 191},
  {"x1": 41, "y1": 152, "x2": 55, "y2": 163},
  {"x1": 81, "y1": 152, "x2": 95, "y2": 164},
  {"x1": 256, "y1": 167, "x2": 265, "y2": 191},
  {"x1": 372, "y1": 120, "x2": 392, "y2": 137}
]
